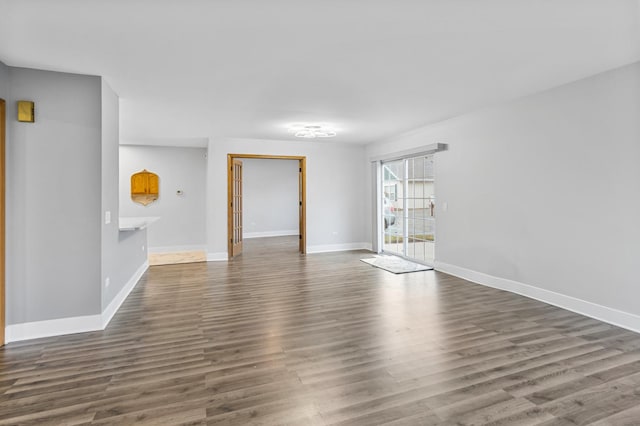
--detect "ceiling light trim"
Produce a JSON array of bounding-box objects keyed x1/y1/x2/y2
[{"x1": 288, "y1": 124, "x2": 337, "y2": 139}]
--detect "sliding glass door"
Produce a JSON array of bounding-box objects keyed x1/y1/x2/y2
[
  {"x1": 381, "y1": 155, "x2": 435, "y2": 264},
  {"x1": 382, "y1": 160, "x2": 404, "y2": 257}
]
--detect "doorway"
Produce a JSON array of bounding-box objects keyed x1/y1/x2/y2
[
  {"x1": 227, "y1": 154, "x2": 306, "y2": 259},
  {"x1": 381, "y1": 155, "x2": 435, "y2": 265}
]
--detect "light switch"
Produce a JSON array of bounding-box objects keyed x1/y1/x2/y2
[{"x1": 105, "y1": 211, "x2": 111, "y2": 224}]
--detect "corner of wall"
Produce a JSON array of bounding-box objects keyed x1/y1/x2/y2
[
  {"x1": 5, "y1": 259, "x2": 148, "y2": 343},
  {"x1": 101, "y1": 260, "x2": 149, "y2": 328}
]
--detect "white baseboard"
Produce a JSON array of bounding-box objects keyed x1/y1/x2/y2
[
  {"x1": 207, "y1": 252, "x2": 228, "y2": 261},
  {"x1": 307, "y1": 242, "x2": 373, "y2": 254},
  {"x1": 435, "y1": 261, "x2": 640, "y2": 334},
  {"x1": 5, "y1": 315, "x2": 103, "y2": 343},
  {"x1": 206, "y1": 243, "x2": 374, "y2": 259},
  {"x1": 148, "y1": 245, "x2": 206, "y2": 254},
  {"x1": 5, "y1": 261, "x2": 149, "y2": 343},
  {"x1": 244, "y1": 230, "x2": 298, "y2": 239},
  {"x1": 101, "y1": 261, "x2": 149, "y2": 328}
]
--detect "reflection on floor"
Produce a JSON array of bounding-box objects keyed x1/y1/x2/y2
[
  {"x1": 2, "y1": 237, "x2": 640, "y2": 424},
  {"x1": 241, "y1": 235, "x2": 300, "y2": 256}
]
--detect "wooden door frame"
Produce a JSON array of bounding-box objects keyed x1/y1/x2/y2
[
  {"x1": 227, "y1": 154, "x2": 306, "y2": 259},
  {"x1": 0, "y1": 99, "x2": 5, "y2": 346},
  {"x1": 230, "y1": 158, "x2": 243, "y2": 257}
]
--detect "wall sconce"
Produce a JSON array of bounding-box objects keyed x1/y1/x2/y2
[{"x1": 17, "y1": 101, "x2": 35, "y2": 123}]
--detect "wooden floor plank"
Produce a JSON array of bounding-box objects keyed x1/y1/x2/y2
[{"x1": 1, "y1": 236, "x2": 639, "y2": 425}]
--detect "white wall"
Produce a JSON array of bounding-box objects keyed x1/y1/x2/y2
[
  {"x1": 206, "y1": 138, "x2": 370, "y2": 258},
  {"x1": 368, "y1": 61, "x2": 640, "y2": 327},
  {"x1": 242, "y1": 158, "x2": 299, "y2": 238},
  {"x1": 120, "y1": 145, "x2": 207, "y2": 251}
]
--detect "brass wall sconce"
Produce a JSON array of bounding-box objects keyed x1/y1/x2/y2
[{"x1": 17, "y1": 101, "x2": 35, "y2": 123}]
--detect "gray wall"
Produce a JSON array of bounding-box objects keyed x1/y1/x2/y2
[
  {"x1": 207, "y1": 138, "x2": 370, "y2": 255},
  {"x1": 101, "y1": 80, "x2": 147, "y2": 311},
  {"x1": 119, "y1": 145, "x2": 207, "y2": 251},
  {"x1": 113, "y1": 228, "x2": 148, "y2": 295},
  {"x1": 0, "y1": 61, "x2": 8, "y2": 99},
  {"x1": 242, "y1": 158, "x2": 299, "y2": 238},
  {"x1": 1, "y1": 66, "x2": 148, "y2": 324},
  {"x1": 6, "y1": 67, "x2": 103, "y2": 323},
  {"x1": 368, "y1": 61, "x2": 640, "y2": 317}
]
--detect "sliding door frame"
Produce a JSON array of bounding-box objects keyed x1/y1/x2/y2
[{"x1": 372, "y1": 143, "x2": 446, "y2": 266}]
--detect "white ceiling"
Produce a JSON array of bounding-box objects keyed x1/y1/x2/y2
[{"x1": 1, "y1": 0, "x2": 639, "y2": 146}]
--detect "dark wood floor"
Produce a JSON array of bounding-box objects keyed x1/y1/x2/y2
[{"x1": 2, "y1": 236, "x2": 640, "y2": 425}]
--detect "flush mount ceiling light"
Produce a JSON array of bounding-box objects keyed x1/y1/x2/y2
[{"x1": 288, "y1": 124, "x2": 337, "y2": 139}]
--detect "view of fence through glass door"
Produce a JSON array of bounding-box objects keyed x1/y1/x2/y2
[{"x1": 382, "y1": 155, "x2": 435, "y2": 264}]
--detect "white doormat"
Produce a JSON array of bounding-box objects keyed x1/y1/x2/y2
[{"x1": 360, "y1": 255, "x2": 433, "y2": 274}]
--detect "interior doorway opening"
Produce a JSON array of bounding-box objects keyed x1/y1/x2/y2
[{"x1": 227, "y1": 154, "x2": 306, "y2": 260}]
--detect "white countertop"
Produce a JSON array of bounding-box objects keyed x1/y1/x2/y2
[{"x1": 119, "y1": 216, "x2": 160, "y2": 231}]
